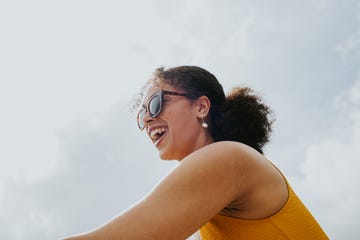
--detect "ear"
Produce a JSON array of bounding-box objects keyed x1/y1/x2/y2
[{"x1": 194, "y1": 95, "x2": 211, "y2": 118}]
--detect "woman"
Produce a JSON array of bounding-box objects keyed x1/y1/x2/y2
[{"x1": 65, "y1": 66, "x2": 328, "y2": 239}]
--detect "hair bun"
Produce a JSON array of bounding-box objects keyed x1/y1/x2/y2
[{"x1": 213, "y1": 87, "x2": 274, "y2": 154}]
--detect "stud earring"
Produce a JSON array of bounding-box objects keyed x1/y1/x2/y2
[{"x1": 201, "y1": 118, "x2": 208, "y2": 128}]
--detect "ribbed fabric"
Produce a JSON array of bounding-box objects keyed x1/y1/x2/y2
[{"x1": 200, "y1": 183, "x2": 328, "y2": 240}]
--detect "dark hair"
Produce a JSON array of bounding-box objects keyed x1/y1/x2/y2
[{"x1": 135, "y1": 66, "x2": 274, "y2": 154}]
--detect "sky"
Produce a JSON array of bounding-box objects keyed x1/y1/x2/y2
[{"x1": 0, "y1": 0, "x2": 359, "y2": 239}]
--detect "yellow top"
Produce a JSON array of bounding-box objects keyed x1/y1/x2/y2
[{"x1": 199, "y1": 183, "x2": 328, "y2": 240}]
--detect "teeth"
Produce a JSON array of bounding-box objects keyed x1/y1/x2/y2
[{"x1": 150, "y1": 128, "x2": 166, "y2": 139}]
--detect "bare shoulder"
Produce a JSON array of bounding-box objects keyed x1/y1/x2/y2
[
  {"x1": 181, "y1": 141, "x2": 264, "y2": 171},
  {"x1": 132, "y1": 142, "x2": 261, "y2": 239},
  {"x1": 173, "y1": 141, "x2": 267, "y2": 199},
  {"x1": 194, "y1": 140, "x2": 258, "y2": 153},
  {"x1": 179, "y1": 141, "x2": 288, "y2": 219},
  {"x1": 157, "y1": 141, "x2": 255, "y2": 193}
]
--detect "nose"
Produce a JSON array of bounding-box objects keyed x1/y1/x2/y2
[{"x1": 142, "y1": 110, "x2": 154, "y2": 128}]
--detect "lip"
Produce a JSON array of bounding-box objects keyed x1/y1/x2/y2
[{"x1": 154, "y1": 130, "x2": 167, "y2": 147}]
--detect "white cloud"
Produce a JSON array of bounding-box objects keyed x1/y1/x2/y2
[
  {"x1": 0, "y1": 101, "x2": 178, "y2": 239},
  {"x1": 290, "y1": 78, "x2": 360, "y2": 239},
  {"x1": 1, "y1": 0, "x2": 360, "y2": 239}
]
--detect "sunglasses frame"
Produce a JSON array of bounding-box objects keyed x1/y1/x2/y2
[{"x1": 137, "y1": 90, "x2": 190, "y2": 130}]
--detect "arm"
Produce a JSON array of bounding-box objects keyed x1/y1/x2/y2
[{"x1": 64, "y1": 142, "x2": 253, "y2": 240}]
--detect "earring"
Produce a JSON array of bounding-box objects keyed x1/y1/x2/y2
[{"x1": 201, "y1": 118, "x2": 208, "y2": 128}]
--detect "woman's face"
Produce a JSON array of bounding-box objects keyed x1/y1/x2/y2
[{"x1": 140, "y1": 83, "x2": 207, "y2": 160}]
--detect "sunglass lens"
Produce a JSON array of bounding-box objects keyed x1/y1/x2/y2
[
  {"x1": 149, "y1": 95, "x2": 161, "y2": 117},
  {"x1": 137, "y1": 109, "x2": 146, "y2": 129}
]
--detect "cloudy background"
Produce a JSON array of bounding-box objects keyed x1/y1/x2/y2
[{"x1": 0, "y1": 0, "x2": 359, "y2": 239}]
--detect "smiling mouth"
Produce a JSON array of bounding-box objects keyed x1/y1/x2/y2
[{"x1": 149, "y1": 127, "x2": 167, "y2": 144}]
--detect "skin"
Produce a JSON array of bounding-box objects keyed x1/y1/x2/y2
[
  {"x1": 142, "y1": 84, "x2": 214, "y2": 160},
  {"x1": 64, "y1": 84, "x2": 288, "y2": 240}
]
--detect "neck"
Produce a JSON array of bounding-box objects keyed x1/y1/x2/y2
[{"x1": 178, "y1": 131, "x2": 214, "y2": 161}]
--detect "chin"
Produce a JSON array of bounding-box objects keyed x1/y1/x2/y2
[
  {"x1": 158, "y1": 151, "x2": 181, "y2": 161},
  {"x1": 159, "y1": 154, "x2": 178, "y2": 161}
]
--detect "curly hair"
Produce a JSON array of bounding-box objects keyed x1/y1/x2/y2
[
  {"x1": 213, "y1": 87, "x2": 274, "y2": 154},
  {"x1": 134, "y1": 66, "x2": 274, "y2": 154}
]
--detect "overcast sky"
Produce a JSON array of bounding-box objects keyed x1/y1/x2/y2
[{"x1": 1, "y1": 0, "x2": 359, "y2": 239}]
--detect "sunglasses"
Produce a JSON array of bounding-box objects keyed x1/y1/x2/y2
[{"x1": 137, "y1": 90, "x2": 190, "y2": 130}]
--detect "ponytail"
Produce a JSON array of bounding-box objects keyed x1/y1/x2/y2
[{"x1": 212, "y1": 87, "x2": 274, "y2": 154}]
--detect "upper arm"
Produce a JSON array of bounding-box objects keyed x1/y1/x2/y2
[
  {"x1": 76, "y1": 142, "x2": 254, "y2": 240},
  {"x1": 121, "y1": 142, "x2": 251, "y2": 239}
]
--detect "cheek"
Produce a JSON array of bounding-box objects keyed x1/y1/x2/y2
[
  {"x1": 162, "y1": 100, "x2": 199, "y2": 135},
  {"x1": 169, "y1": 113, "x2": 199, "y2": 139},
  {"x1": 168, "y1": 107, "x2": 195, "y2": 126}
]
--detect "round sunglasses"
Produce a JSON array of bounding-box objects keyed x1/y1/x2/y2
[{"x1": 137, "y1": 90, "x2": 190, "y2": 130}]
